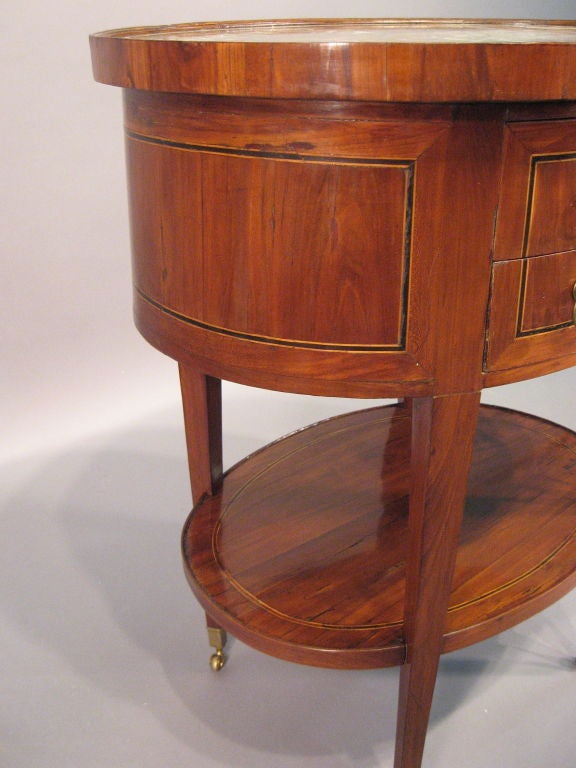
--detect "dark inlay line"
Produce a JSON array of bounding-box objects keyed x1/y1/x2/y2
[
  {"x1": 136, "y1": 288, "x2": 405, "y2": 352},
  {"x1": 517, "y1": 152, "x2": 576, "y2": 337},
  {"x1": 126, "y1": 129, "x2": 414, "y2": 167}
]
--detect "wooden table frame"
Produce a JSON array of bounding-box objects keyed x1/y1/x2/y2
[{"x1": 91, "y1": 19, "x2": 576, "y2": 768}]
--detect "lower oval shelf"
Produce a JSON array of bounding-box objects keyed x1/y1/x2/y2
[{"x1": 182, "y1": 404, "x2": 576, "y2": 669}]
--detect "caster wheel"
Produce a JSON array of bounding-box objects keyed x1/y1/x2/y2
[{"x1": 210, "y1": 650, "x2": 226, "y2": 671}]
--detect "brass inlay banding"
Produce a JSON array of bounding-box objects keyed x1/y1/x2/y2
[{"x1": 206, "y1": 411, "x2": 576, "y2": 632}]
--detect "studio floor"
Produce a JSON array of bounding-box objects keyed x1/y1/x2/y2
[{"x1": 2, "y1": 391, "x2": 575, "y2": 768}]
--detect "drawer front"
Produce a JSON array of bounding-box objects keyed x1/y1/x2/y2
[
  {"x1": 494, "y1": 120, "x2": 576, "y2": 261},
  {"x1": 521, "y1": 252, "x2": 576, "y2": 333},
  {"x1": 487, "y1": 118, "x2": 576, "y2": 377},
  {"x1": 128, "y1": 137, "x2": 412, "y2": 349},
  {"x1": 125, "y1": 93, "x2": 451, "y2": 355},
  {"x1": 486, "y1": 251, "x2": 576, "y2": 373}
]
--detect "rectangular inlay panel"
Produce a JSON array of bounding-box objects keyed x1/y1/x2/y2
[
  {"x1": 494, "y1": 120, "x2": 576, "y2": 260},
  {"x1": 127, "y1": 136, "x2": 414, "y2": 349},
  {"x1": 486, "y1": 254, "x2": 576, "y2": 372},
  {"x1": 526, "y1": 156, "x2": 576, "y2": 257},
  {"x1": 520, "y1": 251, "x2": 576, "y2": 333}
]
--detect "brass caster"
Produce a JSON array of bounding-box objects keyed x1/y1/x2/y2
[
  {"x1": 207, "y1": 625, "x2": 228, "y2": 671},
  {"x1": 210, "y1": 649, "x2": 227, "y2": 671}
]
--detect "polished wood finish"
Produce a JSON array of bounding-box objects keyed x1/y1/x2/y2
[
  {"x1": 487, "y1": 256, "x2": 576, "y2": 375},
  {"x1": 521, "y1": 252, "x2": 576, "y2": 331},
  {"x1": 91, "y1": 19, "x2": 576, "y2": 101},
  {"x1": 135, "y1": 292, "x2": 433, "y2": 398},
  {"x1": 91, "y1": 20, "x2": 576, "y2": 768},
  {"x1": 179, "y1": 365, "x2": 222, "y2": 503},
  {"x1": 394, "y1": 393, "x2": 480, "y2": 768},
  {"x1": 182, "y1": 403, "x2": 576, "y2": 667},
  {"x1": 125, "y1": 91, "x2": 505, "y2": 397},
  {"x1": 485, "y1": 116, "x2": 576, "y2": 378},
  {"x1": 128, "y1": 128, "x2": 411, "y2": 347},
  {"x1": 494, "y1": 120, "x2": 576, "y2": 261}
]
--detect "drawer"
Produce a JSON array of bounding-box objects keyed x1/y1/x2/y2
[
  {"x1": 128, "y1": 137, "x2": 413, "y2": 349},
  {"x1": 494, "y1": 120, "x2": 576, "y2": 261},
  {"x1": 521, "y1": 252, "x2": 576, "y2": 332},
  {"x1": 486, "y1": 250, "x2": 576, "y2": 373},
  {"x1": 125, "y1": 94, "x2": 451, "y2": 359}
]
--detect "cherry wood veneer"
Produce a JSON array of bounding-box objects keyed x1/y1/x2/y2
[
  {"x1": 91, "y1": 19, "x2": 576, "y2": 101},
  {"x1": 91, "y1": 19, "x2": 576, "y2": 768},
  {"x1": 183, "y1": 404, "x2": 576, "y2": 667}
]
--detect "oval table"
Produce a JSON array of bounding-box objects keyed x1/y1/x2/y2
[{"x1": 90, "y1": 19, "x2": 576, "y2": 768}]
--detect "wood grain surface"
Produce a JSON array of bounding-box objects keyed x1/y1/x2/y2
[
  {"x1": 91, "y1": 19, "x2": 576, "y2": 101},
  {"x1": 182, "y1": 404, "x2": 576, "y2": 668},
  {"x1": 91, "y1": 21, "x2": 576, "y2": 768}
]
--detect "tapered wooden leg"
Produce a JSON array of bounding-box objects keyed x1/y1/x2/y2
[
  {"x1": 178, "y1": 364, "x2": 223, "y2": 505},
  {"x1": 394, "y1": 393, "x2": 481, "y2": 768},
  {"x1": 179, "y1": 364, "x2": 226, "y2": 666}
]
